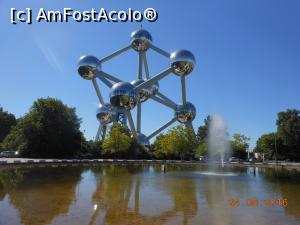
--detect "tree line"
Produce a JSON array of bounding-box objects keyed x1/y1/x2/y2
[
  {"x1": 254, "y1": 109, "x2": 300, "y2": 161},
  {"x1": 0, "y1": 98, "x2": 299, "y2": 161}
]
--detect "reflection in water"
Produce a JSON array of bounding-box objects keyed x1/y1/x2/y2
[
  {"x1": 260, "y1": 168, "x2": 300, "y2": 221},
  {"x1": 0, "y1": 165, "x2": 300, "y2": 225},
  {"x1": 0, "y1": 181, "x2": 5, "y2": 201},
  {"x1": 166, "y1": 177, "x2": 197, "y2": 225},
  {"x1": 0, "y1": 166, "x2": 83, "y2": 225},
  {"x1": 89, "y1": 165, "x2": 198, "y2": 225},
  {"x1": 205, "y1": 178, "x2": 231, "y2": 225}
]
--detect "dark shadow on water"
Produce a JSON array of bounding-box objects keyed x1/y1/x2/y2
[{"x1": 0, "y1": 166, "x2": 84, "y2": 225}]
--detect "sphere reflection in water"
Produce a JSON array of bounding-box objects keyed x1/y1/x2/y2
[
  {"x1": 175, "y1": 102, "x2": 196, "y2": 123},
  {"x1": 77, "y1": 55, "x2": 101, "y2": 80},
  {"x1": 170, "y1": 50, "x2": 195, "y2": 76},
  {"x1": 96, "y1": 103, "x2": 116, "y2": 124},
  {"x1": 131, "y1": 29, "x2": 152, "y2": 52},
  {"x1": 110, "y1": 82, "x2": 138, "y2": 110}
]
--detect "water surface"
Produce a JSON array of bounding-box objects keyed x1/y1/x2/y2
[{"x1": 0, "y1": 164, "x2": 299, "y2": 225}]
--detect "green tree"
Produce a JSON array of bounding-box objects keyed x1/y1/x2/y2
[
  {"x1": 231, "y1": 133, "x2": 250, "y2": 159},
  {"x1": 102, "y1": 123, "x2": 132, "y2": 157},
  {"x1": 0, "y1": 107, "x2": 16, "y2": 145},
  {"x1": 276, "y1": 109, "x2": 300, "y2": 160},
  {"x1": 195, "y1": 142, "x2": 207, "y2": 159},
  {"x1": 255, "y1": 133, "x2": 276, "y2": 159},
  {"x1": 196, "y1": 115, "x2": 211, "y2": 144},
  {"x1": 152, "y1": 126, "x2": 197, "y2": 160},
  {"x1": 169, "y1": 126, "x2": 197, "y2": 160},
  {"x1": 194, "y1": 116, "x2": 211, "y2": 158},
  {"x1": 81, "y1": 140, "x2": 102, "y2": 158},
  {"x1": 152, "y1": 133, "x2": 169, "y2": 159},
  {"x1": 1, "y1": 98, "x2": 83, "y2": 158},
  {"x1": 254, "y1": 133, "x2": 285, "y2": 160}
]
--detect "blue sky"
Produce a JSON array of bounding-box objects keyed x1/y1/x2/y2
[{"x1": 0, "y1": 0, "x2": 299, "y2": 149}]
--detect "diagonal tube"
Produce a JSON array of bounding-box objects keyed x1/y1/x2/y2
[
  {"x1": 98, "y1": 71, "x2": 122, "y2": 83},
  {"x1": 125, "y1": 110, "x2": 137, "y2": 138},
  {"x1": 149, "y1": 44, "x2": 170, "y2": 58},
  {"x1": 147, "y1": 117, "x2": 177, "y2": 140},
  {"x1": 135, "y1": 67, "x2": 173, "y2": 91},
  {"x1": 156, "y1": 92, "x2": 178, "y2": 109},
  {"x1": 150, "y1": 95, "x2": 177, "y2": 110},
  {"x1": 99, "y1": 45, "x2": 131, "y2": 63},
  {"x1": 92, "y1": 78, "x2": 105, "y2": 105},
  {"x1": 95, "y1": 71, "x2": 113, "y2": 88}
]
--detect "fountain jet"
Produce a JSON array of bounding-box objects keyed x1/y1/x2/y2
[{"x1": 208, "y1": 114, "x2": 230, "y2": 167}]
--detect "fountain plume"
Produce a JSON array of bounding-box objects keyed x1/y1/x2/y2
[{"x1": 208, "y1": 114, "x2": 230, "y2": 167}]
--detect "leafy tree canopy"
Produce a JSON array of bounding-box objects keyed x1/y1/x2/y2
[
  {"x1": 231, "y1": 133, "x2": 250, "y2": 159},
  {"x1": 196, "y1": 115, "x2": 211, "y2": 144},
  {"x1": 277, "y1": 109, "x2": 300, "y2": 146},
  {"x1": 102, "y1": 122, "x2": 132, "y2": 156},
  {"x1": 0, "y1": 107, "x2": 16, "y2": 145},
  {"x1": 1, "y1": 98, "x2": 83, "y2": 158},
  {"x1": 276, "y1": 109, "x2": 300, "y2": 160},
  {"x1": 254, "y1": 133, "x2": 285, "y2": 160},
  {"x1": 152, "y1": 125, "x2": 197, "y2": 160},
  {"x1": 195, "y1": 142, "x2": 207, "y2": 159}
]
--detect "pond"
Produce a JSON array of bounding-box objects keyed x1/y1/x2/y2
[{"x1": 0, "y1": 164, "x2": 299, "y2": 225}]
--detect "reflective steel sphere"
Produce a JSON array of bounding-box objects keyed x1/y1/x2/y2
[
  {"x1": 96, "y1": 103, "x2": 115, "y2": 124},
  {"x1": 131, "y1": 29, "x2": 152, "y2": 52},
  {"x1": 170, "y1": 50, "x2": 195, "y2": 76},
  {"x1": 175, "y1": 102, "x2": 196, "y2": 123},
  {"x1": 77, "y1": 55, "x2": 101, "y2": 80},
  {"x1": 136, "y1": 133, "x2": 150, "y2": 146},
  {"x1": 110, "y1": 82, "x2": 138, "y2": 110},
  {"x1": 130, "y1": 79, "x2": 152, "y2": 102}
]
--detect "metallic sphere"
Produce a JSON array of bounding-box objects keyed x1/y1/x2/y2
[
  {"x1": 131, "y1": 29, "x2": 152, "y2": 52},
  {"x1": 136, "y1": 133, "x2": 150, "y2": 146},
  {"x1": 170, "y1": 50, "x2": 195, "y2": 76},
  {"x1": 175, "y1": 102, "x2": 196, "y2": 123},
  {"x1": 130, "y1": 79, "x2": 152, "y2": 102},
  {"x1": 96, "y1": 103, "x2": 115, "y2": 124},
  {"x1": 110, "y1": 82, "x2": 138, "y2": 110},
  {"x1": 77, "y1": 55, "x2": 101, "y2": 80}
]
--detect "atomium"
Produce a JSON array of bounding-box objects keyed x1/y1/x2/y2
[
  {"x1": 131, "y1": 29, "x2": 152, "y2": 52},
  {"x1": 77, "y1": 29, "x2": 197, "y2": 146},
  {"x1": 131, "y1": 79, "x2": 159, "y2": 102},
  {"x1": 175, "y1": 102, "x2": 196, "y2": 123},
  {"x1": 170, "y1": 50, "x2": 195, "y2": 76},
  {"x1": 110, "y1": 82, "x2": 138, "y2": 110},
  {"x1": 78, "y1": 55, "x2": 101, "y2": 80},
  {"x1": 96, "y1": 103, "x2": 115, "y2": 124}
]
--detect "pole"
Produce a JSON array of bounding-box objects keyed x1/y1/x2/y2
[
  {"x1": 138, "y1": 52, "x2": 143, "y2": 79},
  {"x1": 181, "y1": 76, "x2": 187, "y2": 105},
  {"x1": 91, "y1": 78, "x2": 105, "y2": 105}
]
